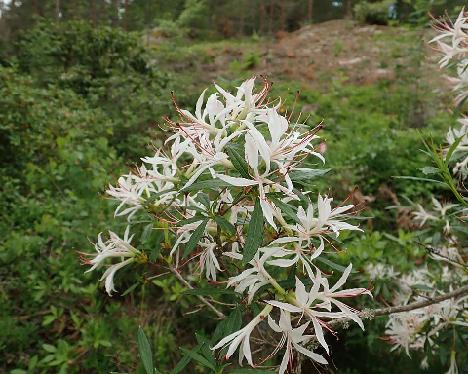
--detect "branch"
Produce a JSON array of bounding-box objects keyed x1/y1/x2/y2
[
  {"x1": 168, "y1": 264, "x2": 225, "y2": 319},
  {"x1": 295, "y1": 285, "x2": 468, "y2": 373},
  {"x1": 369, "y1": 284, "x2": 468, "y2": 317},
  {"x1": 319, "y1": 284, "x2": 468, "y2": 339}
]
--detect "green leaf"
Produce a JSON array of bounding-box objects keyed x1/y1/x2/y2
[
  {"x1": 121, "y1": 282, "x2": 139, "y2": 296},
  {"x1": 242, "y1": 198, "x2": 264, "y2": 264},
  {"x1": 137, "y1": 327, "x2": 154, "y2": 374},
  {"x1": 446, "y1": 134, "x2": 463, "y2": 162},
  {"x1": 289, "y1": 168, "x2": 331, "y2": 182},
  {"x1": 224, "y1": 307, "x2": 242, "y2": 336},
  {"x1": 177, "y1": 216, "x2": 205, "y2": 226},
  {"x1": 269, "y1": 196, "x2": 301, "y2": 225},
  {"x1": 171, "y1": 355, "x2": 191, "y2": 374},
  {"x1": 215, "y1": 216, "x2": 236, "y2": 236},
  {"x1": 171, "y1": 344, "x2": 202, "y2": 374},
  {"x1": 315, "y1": 257, "x2": 356, "y2": 273},
  {"x1": 393, "y1": 175, "x2": 445, "y2": 185},
  {"x1": 42, "y1": 344, "x2": 56, "y2": 353},
  {"x1": 179, "y1": 347, "x2": 215, "y2": 371},
  {"x1": 195, "y1": 193, "x2": 211, "y2": 209},
  {"x1": 411, "y1": 283, "x2": 433, "y2": 292},
  {"x1": 181, "y1": 178, "x2": 232, "y2": 192},
  {"x1": 194, "y1": 334, "x2": 216, "y2": 366},
  {"x1": 140, "y1": 223, "x2": 154, "y2": 243},
  {"x1": 212, "y1": 307, "x2": 243, "y2": 344},
  {"x1": 226, "y1": 145, "x2": 251, "y2": 178},
  {"x1": 150, "y1": 230, "x2": 164, "y2": 262},
  {"x1": 183, "y1": 218, "x2": 209, "y2": 258}
]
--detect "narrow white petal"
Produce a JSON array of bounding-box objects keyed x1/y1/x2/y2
[
  {"x1": 293, "y1": 342, "x2": 328, "y2": 364},
  {"x1": 267, "y1": 300, "x2": 302, "y2": 313},
  {"x1": 329, "y1": 263, "x2": 352, "y2": 292}
]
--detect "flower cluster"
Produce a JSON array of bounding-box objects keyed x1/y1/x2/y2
[
  {"x1": 431, "y1": 8, "x2": 468, "y2": 179},
  {"x1": 86, "y1": 77, "x2": 371, "y2": 372},
  {"x1": 380, "y1": 14, "x2": 468, "y2": 372}
]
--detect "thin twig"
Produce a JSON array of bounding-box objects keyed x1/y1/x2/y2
[
  {"x1": 313, "y1": 284, "x2": 468, "y2": 342},
  {"x1": 167, "y1": 264, "x2": 225, "y2": 319},
  {"x1": 296, "y1": 285, "x2": 468, "y2": 372},
  {"x1": 369, "y1": 284, "x2": 468, "y2": 317}
]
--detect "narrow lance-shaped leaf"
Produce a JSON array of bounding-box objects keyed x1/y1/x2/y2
[
  {"x1": 183, "y1": 218, "x2": 209, "y2": 258},
  {"x1": 242, "y1": 198, "x2": 264, "y2": 264},
  {"x1": 215, "y1": 215, "x2": 236, "y2": 236},
  {"x1": 269, "y1": 196, "x2": 301, "y2": 225},
  {"x1": 446, "y1": 134, "x2": 463, "y2": 163},
  {"x1": 171, "y1": 343, "x2": 202, "y2": 374},
  {"x1": 137, "y1": 326, "x2": 154, "y2": 374},
  {"x1": 181, "y1": 178, "x2": 233, "y2": 192},
  {"x1": 179, "y1": 346, "x2": 216, "y2": 371},
  {"x1": 226, "y1": 145, "x2": 251, "y2": 179}
]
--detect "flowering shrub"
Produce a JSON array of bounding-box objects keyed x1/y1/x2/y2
[
  {"x1": 85, "y1": 11, "x2": 467, "y2": 373},
  {"x1": 373, "y1": 9, "x2": 468, "y2": 374},
  {"x1": 85, "y1": 76, "x2": 374, "y2": 372}
]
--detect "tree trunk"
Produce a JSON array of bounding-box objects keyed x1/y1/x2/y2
[
  {"x1": 307, "y1": 0, "x2": 314, "y2": 22},
  {"x1": 31, "y1": 0, "x2": 40, "y2": 16},
  {"x1": 344, "y1": 0, "x2": 353, "y2": 19},
  {"x1": 259, "y1": 0, "x2": 265, "y2": 34},
  {"x1": 90, "y1": 0, "x2": 97, "y2": 26},
  {"x1": 279, "y1": 0, "x2": 285, "y2": 31},
  {"x1": 124, "y1": 0, "x2": 128, "y2": 30},
  {"x1": 55, "y1": 0, "x2": 60, "y2": 20},
  {"x1": 112, "y1": 0, "x2": 119, "y2": 27},
  {"x1": 268, "y1": 0, "x2": 274, "y2": 34}
]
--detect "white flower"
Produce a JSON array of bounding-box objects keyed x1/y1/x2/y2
[
  {"x1": 268, "y1": 310, "x2": 328, "y2": 374},
  {"x1": 85, "y1": 227, "x2": 141, "y2": 295},
  {"x1": 293, "y1": 194, "x2": 361, "y2": 241},
  {"x1": 214, "y1": 77, "x2": 270, "y2": 122},
  {"x1": 170, "y1": 217, "x2": 213, "y2": 257},
  {"x1": 267, "y1": 267, "x2": 370, "y2": 354},
  {"x1": 212, "y1": 305, "x2": 272, "y2": 366},
  {"x1": 317, "y1": 264, "x2": 371, "y2": 330},
  {"x1": 365, "y1": 263, "x2": 399, "y2": 281},
  {"x1": 244, "y1": 108, "x2": 323, "y2": 187},
  {"x1": 267, "y1": 275, "x2": 341, "y2": 354},
  {"x1": 446, "y1": 119, "x2": 468, "y2": 179},
  {"x1": 264, "y1": 237, "x2": 321, "y2": 278},
  {"x1": 226, "y1": 249, "x2": 280, "y2": 303},
  {"x1": 447, "y1": 60, "x2": 468, "y2": 105},
  {"x1": 412, "y1": 204, "x2": 437, "y2": 226},
  {"x1": 385, "y1": 312, "x2": 427, "y2": 355},
  {"x1": 431, "y1": 197, "x2": 457, "y2": 217},
  {"x1": 393, "y1": 267, "x2": 433, "y2": 305},
  {"x1": 106, "y1": 175, "x2": 143, "y2": 219},
  {"x1": 199, "y1": 240, "x2": 222, "y2": 281},
  {"x1": 431, "y1": 9, "x2": 468, "y2": 68}
]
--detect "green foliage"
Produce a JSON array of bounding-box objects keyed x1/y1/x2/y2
[
  {"x1": 14, "y1": 20, "x2": 172, "y2": 158},
  {"x1": 177, "y1": 0, "x2": 210, "y2": 37},
  {"x1": 353, "y1": 0, "x2": 395, "y2": 25},
  {"x1": 0, "y1": 21, "x2": 180, "y2": 373},
  {"x1": 269, "y1": 79, "x2": 450, "y2": 205},
  {"x1": 242, "y1": 198, "x2": 265, "y2": 264},
  {"x1": 138, "y1": 327, "x2": 155, "y2": 374}
]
